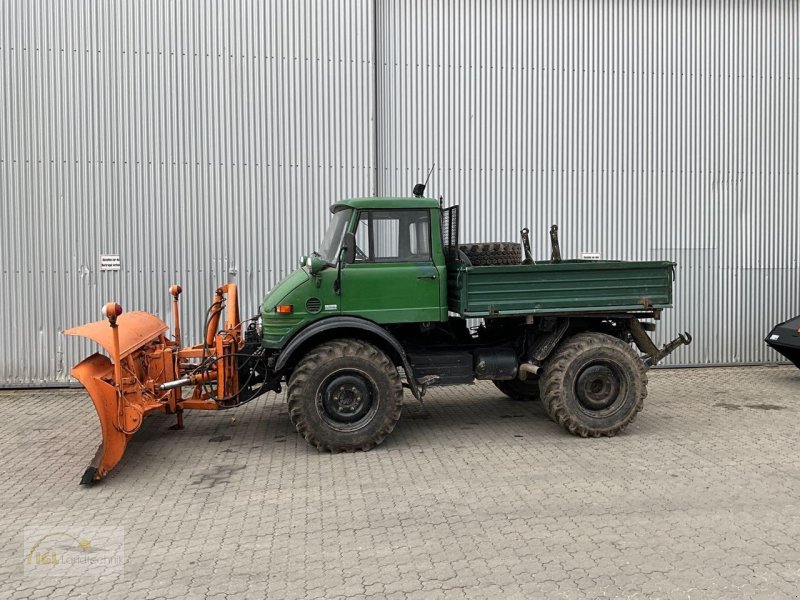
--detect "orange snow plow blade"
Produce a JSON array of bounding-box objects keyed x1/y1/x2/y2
[
  {"x1": 65, "y1": 312, "x2": 171, "y2": 484},
  {"x1": 64, "y1": 284, "x2": 268, "y2": 484},
  {"x1": 69, "y1": 353, "x2": 144, "y2": 482}
]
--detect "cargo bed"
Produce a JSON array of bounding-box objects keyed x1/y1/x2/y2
[{"x1": 447, "y1": 259, "x2": 675, "y2": 318}]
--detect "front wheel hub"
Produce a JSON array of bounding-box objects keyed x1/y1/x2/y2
[
  {"x1": 321, "y1": 374, "x2": 373, "y2": 424},
  {"x1": 575, "y1": 364, "x2": 621, "y2": 411}
]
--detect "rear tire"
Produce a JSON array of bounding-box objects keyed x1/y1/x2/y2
[
  {"x1": 493, "y1": 378, "x2": 540, "y2": 401},
  {"x1": 459, "y1": 242, "x2": 522, "y2": 266},
  {"x1": 539, "y1": 332, "x2": 647, "y2": 437},
  {"x1": 287, "y1": 339, "x2": 403, "y2": 451}
]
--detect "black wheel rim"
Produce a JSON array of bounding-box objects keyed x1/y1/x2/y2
[
  {"x1": 575, "y1": 362, "x2": 623, "y2": 411},
  {"x1": 317, "y1": 370, "x2": 378, "y2": 432}
]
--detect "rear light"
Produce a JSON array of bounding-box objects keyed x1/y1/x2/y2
[{"x1": 276, "y1": 305, "x2": 293, "y2": 314}]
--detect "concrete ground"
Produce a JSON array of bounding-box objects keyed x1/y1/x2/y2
[{"x1": 1, "y1": 365, "x2": 799, "y2": 599}]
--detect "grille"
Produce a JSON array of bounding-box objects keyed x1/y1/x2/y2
[{"x1": 306, "y1": 297, "x2": 322, "y2": 314}]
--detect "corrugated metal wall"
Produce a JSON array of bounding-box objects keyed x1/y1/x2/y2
[
  {"x1": 376, "y1": 0, "x2": 799, "y2": 365},
  {"x1": 0, "y1": 0, "x2": 376, "y2": 384},
  {"x1": 1, "y1": 0, "x2": 797, "y2": 384}
]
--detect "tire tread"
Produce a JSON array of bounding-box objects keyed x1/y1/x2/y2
[
  {"x1": 459, "y1": 242, "x2": 522, "y2": 266},
  {"x1": 287, "y1": 339, "x2": 403, "y2": 452},
  {"x1": 539, "y1": 332, "x2": 647, "y2": 437}
]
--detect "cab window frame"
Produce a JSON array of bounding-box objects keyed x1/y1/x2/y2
[{"x1": 352, "y1": 208, "x2": 433, "y2": 264}]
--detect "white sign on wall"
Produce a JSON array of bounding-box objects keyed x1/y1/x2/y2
[{"x1": 100, "y1": 255, "x2": 121, "y2": 271}]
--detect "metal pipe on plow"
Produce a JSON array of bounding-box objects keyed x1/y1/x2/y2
[{"x1": 159, "y1": 377, "x2": 192, "y2": 391}]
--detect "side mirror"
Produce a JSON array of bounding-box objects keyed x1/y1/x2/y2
[{"x1": 341, "y1": 232, "x2": 356, "y2": 264}]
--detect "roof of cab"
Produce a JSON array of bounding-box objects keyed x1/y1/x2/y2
[{"x1": 331, "y1": 196, "x2": 440, "y2": 212}]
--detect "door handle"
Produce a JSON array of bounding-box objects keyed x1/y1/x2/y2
[{"x1": 417, "y1": 274, "x2": 437, "y2": 280}]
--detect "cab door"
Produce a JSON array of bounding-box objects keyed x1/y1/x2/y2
[{"x1": 340, "y1": 208, "x2": 441, "y2": 323}]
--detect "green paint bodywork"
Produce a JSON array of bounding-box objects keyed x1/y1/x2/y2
[
  {"x1": 447, "y1": 260, "x2": 675, "y2": 317},
  {"x1": 261, "y1": 196, "x2": 677, "y2": 351},
  {"x1": 340, "y1": 261, "x2": 443, "y2": 323},
  {"x1": 261, "y1": 266, "x2": 342, "y2": 349}
]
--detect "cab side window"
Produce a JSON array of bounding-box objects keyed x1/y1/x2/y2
[{"x1": 353, "y1": 209, "x2": 431, "y2": 262}]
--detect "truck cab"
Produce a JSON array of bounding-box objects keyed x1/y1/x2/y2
[{"x1": 261, "y1": 197, "x2": 447, "y2": 349}]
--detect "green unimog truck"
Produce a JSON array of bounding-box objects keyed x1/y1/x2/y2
[{"x1": 257, "y1": 196, "x2": 691, "y2": 451}]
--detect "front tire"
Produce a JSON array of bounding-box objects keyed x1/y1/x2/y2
[
  {"x1": 539, "y1": 332, "x2": 647, "y2": 437},
  {"x1": 287, "y1": 339, "x2": 403, "y2": 451}
]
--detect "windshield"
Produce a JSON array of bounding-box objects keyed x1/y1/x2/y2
[{"x1": 317, "y1": 208, "x2": 352, "y2": 263}]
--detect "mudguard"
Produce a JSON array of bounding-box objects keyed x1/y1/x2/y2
[{"x1": 274, "y1": 316, "x2": 422, "y2": 400}]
